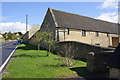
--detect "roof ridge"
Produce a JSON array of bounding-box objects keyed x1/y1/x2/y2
[{"x1": 50, "y1": 8, "x2": 117, "y2": 24}]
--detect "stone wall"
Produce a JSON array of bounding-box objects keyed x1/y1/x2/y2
[
  {"x1": 55, "y1": 41, "x2": 114, "y2": 60},
  {"x1": 40, "y1": 8, "x2": 56, "y2": 39},
  {"x1": 22, "y1": 31, "x2": 29, "y2": 43},
  {"x1": 110, "y1": 67, "x2": 120, "y2": 79},
  {"x1": 86, "y1": 51, "x2": 113, "y2": 73}
]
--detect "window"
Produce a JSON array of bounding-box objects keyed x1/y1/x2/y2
[
  {"x1": 95, "y1": 31, "x2": 99, "y2": 37},
  {"x1": 82, "y1": 30, "x2": 86, "y2": 36},
  {"x1": 95, "y1": 43, "x2": 100, "y2": 46},
  {"x1": 107, "y1": 33, "x2": 109, "y2": 37},
  {"x1": 67, "y1": 28, "x2": 69, "y2": 35}
]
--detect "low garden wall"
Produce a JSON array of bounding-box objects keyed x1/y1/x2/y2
[
  {"x1": 55, "y1": 41, "x2": 114, "y2": 60},
  {"x1": 28, "y1": 40, "x2": 114, "y2": 60},
  {"x1": 86, "y1": 51, "x2": 113, "y2": 73}
]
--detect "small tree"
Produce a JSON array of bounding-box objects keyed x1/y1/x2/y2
[
  {"x1": 32, "y1": 32, "x2": 44, "y2": 50},
  {"x1": 31, "y1": 30, "x2": 55, "y2": 56},
  {"x1": 42, "y1": 32, "x2": 55, "y2": 56}
]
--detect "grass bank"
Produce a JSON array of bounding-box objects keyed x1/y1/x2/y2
[{"x1": 3, "y1": 43, "x2": 87, "y2": 78}]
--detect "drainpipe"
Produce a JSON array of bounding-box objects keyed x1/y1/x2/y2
[
  {"x1": 57, "y1": 28, "x2": 59, "y2": 41},
  {"x1": 118, "y1": 23, "x2": 120, "y2": 43}
]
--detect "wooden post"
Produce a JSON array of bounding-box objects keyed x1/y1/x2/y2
[{"x1": 64, "y1": 27, "x2": 65, "y2": 41}]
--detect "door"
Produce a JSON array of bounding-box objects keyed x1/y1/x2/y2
[{"x1": 112, "y1": 37, "x2": 119, "y2": 47}]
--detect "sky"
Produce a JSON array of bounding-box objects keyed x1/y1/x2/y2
[{"x1": 0, "y1": 0, "x2": 119, "y2": 34}]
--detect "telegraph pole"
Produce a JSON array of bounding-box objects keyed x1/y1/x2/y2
[
  {"x1": 26, "y1": 14, "x2": 28, "y2": 32},
  {"x1": 118, "y1": 2, "x2": 120, "y2": 42}
]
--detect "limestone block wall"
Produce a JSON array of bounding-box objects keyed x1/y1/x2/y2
[
  {"x1": 28, "y1": 36, "x2": 38, "y2": 46},
  {"x1": 58, "y1": 28, "x2": 118, "y2": 47},
  {"x1": 40, "y1": 8, "x2": 56, "y2": 40}
]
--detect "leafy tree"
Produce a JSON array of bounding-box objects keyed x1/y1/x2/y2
[
  {"x1": 32, "y1": 32, "x2": 44, "y2": 50},
  {"x1": 18, "y1": 32, "x2": 23, "y2": 36},
  {"x1": 33, "y1": 31, "x2": 55, "y2": 56},
  {"x1": 42, "y1": 32, "x2": 55, "y2": 56},
  {"x1": 7, "y1": 32, "x2": 16, "y2": 40},
  {"x1": 3, "y1": 32, "x2": 23, "y2": 40}
]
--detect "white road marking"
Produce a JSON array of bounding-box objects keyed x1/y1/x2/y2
[{"x1": 0, "y1": 43, "x2": 19, "y2": 78}]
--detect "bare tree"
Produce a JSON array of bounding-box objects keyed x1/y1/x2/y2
[{"x1": 58, "y1": 42, "x2": 78, "y2": 67}]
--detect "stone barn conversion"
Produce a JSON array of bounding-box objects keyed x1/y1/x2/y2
[
  {"x1": 22, "y1": 8, "x2": 119, "y2": 79},
  {"x1": 27, "y1": 8, "x2": 119, "y2": 59},
  {"x1": 40, "y1": 8, "x2": 118, "y2": 47},
  {"x1": 26, "y1": 8, "x2": 119, "y2": 60}
]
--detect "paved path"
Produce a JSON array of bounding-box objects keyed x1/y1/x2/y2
[{"x1": 0, "y1": 41, "x2": 19, "y2": 67}]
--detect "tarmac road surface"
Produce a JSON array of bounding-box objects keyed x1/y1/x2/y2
[{"x1": 0, "y1": 41, "x2": 19, "y2": 67}]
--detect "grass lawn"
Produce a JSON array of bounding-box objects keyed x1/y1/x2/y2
[
  {"x1": 0, "y1": 40, "x2": 16, "y2": 44},
  {"x1": 0, "y1": 41, "x2": 11, "y2": 44},
  {"x1": 3, "y1": 43, "x2": 87, "y2": 78}
]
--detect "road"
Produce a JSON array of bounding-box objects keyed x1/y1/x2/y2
[{"x1": 0, "y1": 41, "x2": 19, "y2": 67}]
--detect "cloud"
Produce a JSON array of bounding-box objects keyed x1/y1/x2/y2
[
  {"x1": 0, "y1": 22, "x2": 31, "y2": 34},
  {"x1": 0, "y1": 18, "x2": 5, "y2": 21},
  {"x1": 0, "y1": 16, "x2": 12, "y2": 21},
  {"x1": 96, "y1": 12, "x2": 118, "y2": 23},
  {"x1": 100, "y1": 0, "x2": 118, "y2": 9}
]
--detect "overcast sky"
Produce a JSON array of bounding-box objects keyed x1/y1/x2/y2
[{"x1": 0, "y1": 0, "x2": 119, "y2": 34}]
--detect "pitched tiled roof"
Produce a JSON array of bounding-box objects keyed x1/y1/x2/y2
[
  {"x1": 106, "y1": 43, "x2": 120, "y2": 68},
  {"x1": 50, "y1": 8, "x2": 118, "y2": 34}
]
